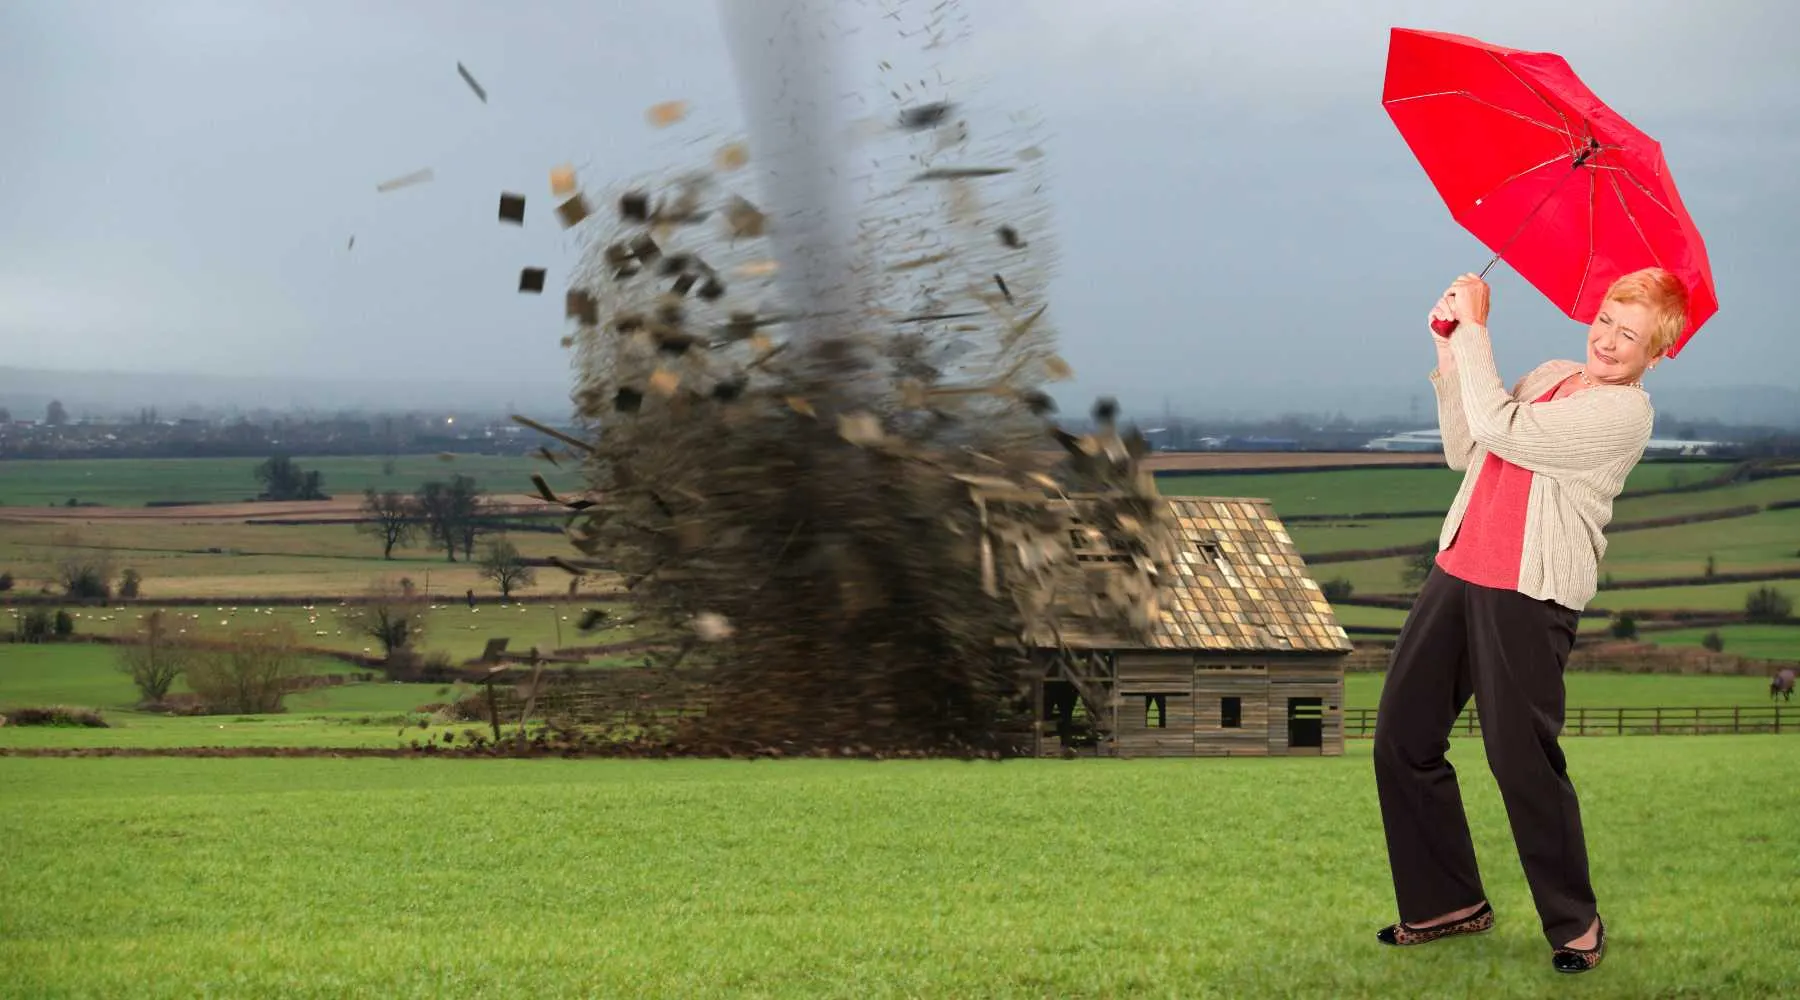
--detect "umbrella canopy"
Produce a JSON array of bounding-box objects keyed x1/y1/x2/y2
[{"x1": 1383, "y1": 27, "x2": 1717, "y2": 356}]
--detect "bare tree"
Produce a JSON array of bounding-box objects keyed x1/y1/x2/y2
[
  {"x1": 415, "y1": 475, "x2": 483, "y2": 562},
  {"x1": 451, "y1": 475, "x2": 484, "y2": 560},
  {"x1": 116, "y1": 610, "x2": 192, "y2": 703},
  {"x1": 356, "y1": 488, "x2": 419, "y2": 559},
  {"x1": 478, "y1": 537, "x2": 536, "y2": 599},
  {"x1": 185, "y1": 625, "x2": 304, "y2": 714},
  {"x1": 50, "y1": 530, "x2": 115, "y2": 598},
  {"x1": 339, "y1": 578, "x2": 430, "y2": 664},
  {"x1": 46, "y1": 400, "x2": 68, "y2": 426}
]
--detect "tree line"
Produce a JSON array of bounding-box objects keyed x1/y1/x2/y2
[{"x1": 357, "y1": 475, "x2": 537, "y2": 598}]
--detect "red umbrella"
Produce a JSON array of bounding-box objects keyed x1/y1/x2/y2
[{"x1": 1382, "y1": 27, "x2": 1717, "y2": 356}]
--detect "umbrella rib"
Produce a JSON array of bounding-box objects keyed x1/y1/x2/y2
[
  {"x1": 1572, "y1": 167, "x2": 1598, "y2": 313},
  {"x1": 1591, "y1": 161, "x2": 1681, "y2": 220},
  {"x1": 1470, "y1": 151, "x2": 1575, "y2": 206},
  {"x1": 1485, "y1": 50, "x2": 1583, "y2": 158},
  {"x1": 1606, "y1": 169, "x2": 1665, "y2": 269},
  {"x1": 1384, "y1": 91, "x2": 1570, "y2": 137}
]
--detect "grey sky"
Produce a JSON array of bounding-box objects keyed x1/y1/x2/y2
[{"x1": 2, "y1": 0, "x2": 1794, "y2": 418}]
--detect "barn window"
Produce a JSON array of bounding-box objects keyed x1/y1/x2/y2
[
  {"x1": 1221, "y1": 696, "x2": 1242, "y2": 729},
  {"x1": 1145, "y1": 694, "x2": 1168, "y2": 728}
]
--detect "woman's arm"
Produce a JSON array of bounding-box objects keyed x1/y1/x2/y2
[
  {"x1": 1430, "y1": 343, "x2": 1478, "y2": 472},
  {"x1": 1447, "y1": 322, "x2": 1653, "y2": 476}
]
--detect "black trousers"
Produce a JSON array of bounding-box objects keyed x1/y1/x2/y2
[{"x1": 1373, "y1": 565, "x2": 1595, "y2": 946}]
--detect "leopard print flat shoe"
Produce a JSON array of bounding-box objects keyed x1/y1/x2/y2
[
  {"x1": 1376, "y1": 901, "x2": 1494, "y2": 946},
  {"x1": 1551, "y1": 917, "x2": 1605, "y2": 974}
]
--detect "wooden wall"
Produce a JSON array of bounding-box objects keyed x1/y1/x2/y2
[{"x1": 1101, "y1": 653, "x2": 1346, "y2": 758}]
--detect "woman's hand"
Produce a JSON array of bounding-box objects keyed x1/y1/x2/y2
[
  {"x1": 1428, "y1": 290, "x2": 1456, "y2": 337},
  {"x1": 1447, "y1": 273, "x2": 1490, "y2": 327}
]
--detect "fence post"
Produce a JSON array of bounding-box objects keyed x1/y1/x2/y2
[
  {"x1": 1735, "y1": 705, "x2": 1740, "y2": 734},
  {"x1": 1693, "y1": 706, "x2": 1701, "y2": 735},
  {"x1": 1655, "y1": 706, "x2": 1661, "y2": 735},
  {"x1": 1617, "y1": 707, "x2": 1624, "y2": 736}
]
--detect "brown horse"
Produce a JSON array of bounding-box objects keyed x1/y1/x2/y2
[{"x1": 1773, "y1": 668, "x2": 1797, "y2": 702}]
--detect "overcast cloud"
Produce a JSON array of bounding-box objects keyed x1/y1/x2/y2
[{"x1": 1, "y1": 0, "x2": 1793, "y2": 419}]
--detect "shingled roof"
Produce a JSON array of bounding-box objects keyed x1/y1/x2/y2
[{"x1": 1033, "y1": 495, "x2": 1355, "y2": 655}]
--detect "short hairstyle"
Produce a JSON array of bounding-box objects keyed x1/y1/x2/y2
[{"x1": 1602, "y1": 267, "x2": 1689, "y2": 357}]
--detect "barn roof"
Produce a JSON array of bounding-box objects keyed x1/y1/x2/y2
[{"x1": 1029, "y1": 495, "x2": 1355, "y2": 655}]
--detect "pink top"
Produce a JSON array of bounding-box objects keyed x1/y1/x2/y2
[{"x1": 1436, "y1": 384, "x2": 1561, "y2": 591}]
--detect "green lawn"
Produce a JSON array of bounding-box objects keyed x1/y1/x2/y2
[
  {"x1": 0, "y1": 454, "x2": 580, "y2": 508},
  {"x1": 1648, "y1": 625, "x2": 1800, "y2": 662},
  {"x1": 0, "y1": 742, "x2": 1795, "y2": 998},
  {"x1": 1158, "y1": 461, "x2": 1733, "y2": 517}
]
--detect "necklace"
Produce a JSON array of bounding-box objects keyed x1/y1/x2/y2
[{"x1": 1578, "y1": 368, "x2": 1643, "y2": 390}]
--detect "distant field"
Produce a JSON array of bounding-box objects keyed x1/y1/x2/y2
[
  {"x1": 1296, "y1": 506, "x2": 1800, "y2": 581},
  {"x1": 0, "y1": 454, "x2": 580, "y2": 508},
  {"x1": 1158, "y1": 461, "x2": 1733, "y2": 517},
  {"x1": 1597, "y1": 506, "x2": 1800, "y2": 580},
  {"x1": 4, "y1": 601, "x2": 646, "y2": 662},
  {"x1": 0, "y1": 646, "x2": 451, "y2": 750},
  {"x1": 0, "y1": 643, "x2": 354, "y2": 709},
  {"x1": 1602, "y1": 580, "x2": 1800, "y2": 613},
  {"x1": 0, "y1": 519, "x2": 594, "y2": 600},
  {"x1": 1647, "y1": 625, "x2": 1800, "y2": 661},
  {"x1": 1342, "y1": 670, "x2": 1782, "y2": 710}
]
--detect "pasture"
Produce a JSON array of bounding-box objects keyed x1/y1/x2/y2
[{"x1": 1, "y1": 740, "x2": 1796, "y2": 998}]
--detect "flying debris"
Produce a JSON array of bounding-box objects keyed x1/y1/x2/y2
[
  {"x1": 375, "y1": 168, "x2": 434, "y2": 193},
  {"x1": 550, "y1": 164, "x2": 578, "y2": 197},
  {"x1": 519, "y1": 268, "x2": 546, "y2": 293},
  {"x1": 456, "y1": 62, "x2": 488, "y2": 103},
  {"x1": 911, "y1": 166, "x2": 1014, "y2": 181},
  {"x1": 498, "y1": 193, "x2": 526, "y2": 225},
  {"x1": 646, "y1": 100, "x2": 689, "y2": 128},
  {"x1": 897, "y1": 100, "x2": 955, "y2": 130},
  {"x1": 507, "y1": 0, "x2": 1162, "y2": 759}
]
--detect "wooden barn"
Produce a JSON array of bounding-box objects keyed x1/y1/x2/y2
[{"x1": 1023, "y1": 495, "x2": 1355, "y2": 758}]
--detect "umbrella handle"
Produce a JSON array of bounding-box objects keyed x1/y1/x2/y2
[{"x1": 1431, "y1": 317, "x2": 1458, "y2": 337}]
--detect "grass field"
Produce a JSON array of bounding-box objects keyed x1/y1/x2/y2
[
  {"x1": 0, "y1": 454, "x2": 580, "y2": 508},
  {"x1": 6, "y1": 644, "x2": 1787, "y2": 753},
  {"x1": 1, "y1": 742, "x2": 1795, "y2": 999}
]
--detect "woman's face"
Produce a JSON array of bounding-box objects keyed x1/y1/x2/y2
[{"x1": 1585, "y1": 298, "x2": 1662, "y2": 384}]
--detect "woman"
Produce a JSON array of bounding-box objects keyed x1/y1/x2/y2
[{"x1": 1371, "y1": 266, "x2": 1691, "y2": 975}]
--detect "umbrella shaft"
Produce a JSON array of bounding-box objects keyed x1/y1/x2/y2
[{"x1": 1479, "y1": 162, "x2": 1583, "y2": 282}]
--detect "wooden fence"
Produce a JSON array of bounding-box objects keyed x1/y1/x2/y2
[{"x1": 1344, "y1": 705, "x2": 1793, "y2": 738}]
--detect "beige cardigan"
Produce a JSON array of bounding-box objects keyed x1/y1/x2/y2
[{"x1": 1427, "y1": 322, "x2": 1654, "y2": 611}]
